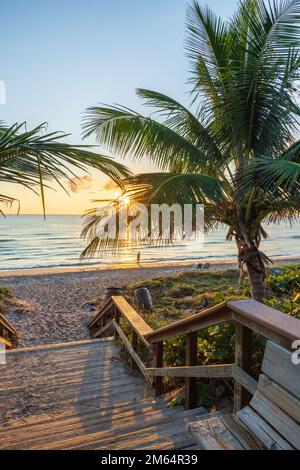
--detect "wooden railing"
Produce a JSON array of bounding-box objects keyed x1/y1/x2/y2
[
  {"x1": 0, "y1": 313, "x2": 18, "y2": 349},
  {"x1": 88, "y1": 296, "x2": 300, "y2": 411}
]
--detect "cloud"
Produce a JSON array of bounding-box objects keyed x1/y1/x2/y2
[{"x1": 67, "y1": 176, "x2": 94, "y2": 193}]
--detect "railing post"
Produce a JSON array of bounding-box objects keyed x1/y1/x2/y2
[
  {"x1": 234, "y1": 323, "x2": 252, "y2": 412},
  {"x1": 114, "y1": 307, "x2": 120, "y2": 340},
  {"x1": 152, "y1": 341, "x2": 163, "y2": 397},
  {"x1": 130, "y1": 330, "x2": 138, "y2": 369},
  {"x1": 185, "y1": 332, "x2": 198, "y2": 409}
]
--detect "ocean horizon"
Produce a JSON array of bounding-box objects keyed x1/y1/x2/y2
[{"x1": 0, "y1": 214, "x2": 299, "y2": 271}]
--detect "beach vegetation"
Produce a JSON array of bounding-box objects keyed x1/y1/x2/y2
[
  {"x1": 0, "y1": 286, "x2": 12, "y2": 313},
  {"x1": 120, "y1": 264, "x2": 299, "y2": 408}
]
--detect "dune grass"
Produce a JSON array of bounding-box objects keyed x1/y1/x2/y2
[{"x1": 0, "y1": 286, "x2": 12, "y2": 314}]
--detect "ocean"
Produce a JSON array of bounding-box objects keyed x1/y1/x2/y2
[{"x1": 0, "y1": 215, "x2": 299, "y2": 271}]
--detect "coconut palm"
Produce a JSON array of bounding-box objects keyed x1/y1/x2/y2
[
  {"x1": 0, "y1": 121, "x2": 129, "y2": 214},
  {"x1": 81, "y1": 0, "x2": 300, "y2": 301}
]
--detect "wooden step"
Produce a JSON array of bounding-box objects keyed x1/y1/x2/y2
[
  {"x1": 4, "y1": 405, "x2": 200, "y2": 450},
  {"x1": 0, "y1": 338, "x2": 207, "y2": 450}
]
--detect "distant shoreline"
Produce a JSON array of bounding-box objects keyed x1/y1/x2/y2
[{"x1": 0, "y1": 255, "x2": 299, "y2": 278}]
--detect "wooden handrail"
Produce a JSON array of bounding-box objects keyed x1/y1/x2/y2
[
  {"x1": 111, "y1": 296, "x2": 153, "y2": 348},
  {"x1": 145, "y1": 364, "x2": 234, "y2": 378},
  {"x1": 0, "y1": 313, "x2": 18, "y2": 349},
  {"x1": 88, "y1": 297, "x2": 113, "y2": 328},
  {"x1": 228, "y1": 300, "x2": 300, "y2": 347},
  {"x1": 90, "y1": 294, "x2": 300, "y2": 412},
  {"x1": 0, "y1": 336, "x2": 13, "y2": 348},
  {"x1": 0, "y1": 313, "x2": 18, "y2": 336},
  {"x1": 145, "y1": 300, "x2": 300, "y2": 346},
  {"x1": 145, "y1": 302, "x2": 231, "y2": 343},
  {"x1": 112, "y1": 320, "x2": 152, "y2": 383}
]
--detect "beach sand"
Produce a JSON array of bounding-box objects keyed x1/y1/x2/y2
[{"x1": 1, "y1": 257, "x2": 299, "y2": 348}]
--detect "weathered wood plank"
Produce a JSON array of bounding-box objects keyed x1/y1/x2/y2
[
  {"x1": 261, "y1": 341, "x2": 300, "y2": 400},
  {"x1": 220, "y1": 414, "x2": 265, "y2": 450},
  {"x1": 112, "y1": 296, "x2": 153, "y2": 336},
  {"x1": 152, "y1": 341, "x2": 164, "y2": 397},
  {"x1": 237, "y1": 406, "x2": 293, "y2": 450},
  {"x1": 232, "y1": 365, "x2": 257, "y2": 396},
  {"x1": 250, "y1": 390, "x2": 300, "y2": 449},
  {"x1": 146, "y1": 364, "x2": 233, "y2": 378},
  {"x1": 93, "y1": 320, "x2": 114, "y2": 338},
  {"x1": 88, "y1": 297, "x2": 113, "y2": 328},
  {"x1": 0, "y1": 313, "x2": 18, "y2": 336},
  {"x1": 258, "y1": 374, "x2": 300, "y2": 423},
  {"x1": 188, "y1": 416, "x2": 244, "y2": 450},
  {"x1": 112, "y1": 320, "x2": 152, "y2": 383},
  {"x1": 114, "y1": 307, "x2": 120, "y2": 341},
  {"x1": 234, "y1": 324, "x2": 252, "y2": 412},
  {"x1": 130, "y1": 330, "x2": 138, "y2": 370},
  {"x1": 0, "y1": 335, "x2": 12, "y2": 348},
  {"x1": 185, "y1": 332, "x2": 198, "y2": 410},
  {"x1": 145, "y1": 302, "x2": 231, "y2": 344},
  {"x1": 228, "y1": 300, "x2": 300, "y2": 346}
]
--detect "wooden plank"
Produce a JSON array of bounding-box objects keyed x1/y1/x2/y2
[
  {"x1": 258, "y1": 374, "x2": 300, "y2": 423},
  {"x1": 234, "y1": 324, "x2": 252, "y2": 412},
  {"x1": 145, "y1": 302, "x2": 231, "y2": 344},
  {"x1": 146, "y1": 364, "x2": 233, "y2": 378},
  {"x1": 232, "y1": 313, "x2": 291, "y2": 349},
  {"x1": 185, "y1": 332, "x2": 198, "y2": 410},
  {"x1": 88, "y1": 297, "x2": 115, "y2": 328},
  {"x1": 237, "y1": 406, "x2": 293, "y2": 450},
  {"x1": 93, "y1": 320, "x2": 114, "y2": 338},
  {"x1": 232, "y1": 366, "x2": 257, "y2": 396},
  {"x1": 111, "y1": 296, "x2": 153, "y2": 350},
  {"x1": 188, "y1": 416, "x2": 244, "y2": 450},
  {"x1": 130, "y1": 330, "x2": 138, "y2": 370},
  {"x1": 220, "y1": 414, "x2": 265, "y2": 450},
  {"x1": 112, "y1": 320, "x2": 151, "y2": 383},
  {"x1": 250, "y1": 390, "x2": 300, "y2": 449},
  {"x1": 112, "y1": 296, "x2": 153, "y2": 336},
  {"x1": 0, "y1": 336, "x2": 12, "y2": 348},
  {"x1": 228, "y1": 300, "x2": 300, "y2": 346},
  {"x1": 261, "y1": 341, "x2": 300, "y2": 400},
  {"x1": 114, "y1": 307, "x2": 120, "y2": 341},
  {"x1": 0, "y1": 313, "x2": 18, "y2": 336},
  {"x1": 152, "y1": 341, "x2": 164, "y2": 397}
]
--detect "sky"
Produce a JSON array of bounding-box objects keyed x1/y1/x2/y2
[{"x1": 0, "y1": 0, "x2": 237, "y2": 214}]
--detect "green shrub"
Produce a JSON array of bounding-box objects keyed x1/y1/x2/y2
[
  {"x1": 123, "y1": 265, "x2": 299, "y2": 408},
  {"x1": 267, "y1": 264, "x2": 300, "y2": 295}
]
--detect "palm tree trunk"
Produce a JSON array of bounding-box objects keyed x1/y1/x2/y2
[
  {"x1": 236, "y1": 237, "x2": 266, "y2": 302},
  {"x1": 245, "y1": 258, "x2": 265, "y2": 302}
]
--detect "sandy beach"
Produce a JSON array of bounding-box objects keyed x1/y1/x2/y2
[{"x1": 1, "y1": 256, "x2": 299, "y2": 348}]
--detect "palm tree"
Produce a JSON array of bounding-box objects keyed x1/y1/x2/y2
[
  {"x1": 0, "y1": 121, "x2": 129, "y2": 214},
  {"x1": 81, "y1": 0, "x2": 300, "y2": 302}
]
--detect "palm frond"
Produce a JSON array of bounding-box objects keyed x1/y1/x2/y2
[
  {"x1": 0, "y1": 122, "x2": 130, "y2": 214},
  {"x1": 83, "y1": 104, "x2": 216, "y2": 173},
  {"x1": 241, "y1": 156, "x2": 300, "y2": 206}
]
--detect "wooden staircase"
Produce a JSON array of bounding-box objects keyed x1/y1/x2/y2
[
  {"x1": 0, "y1": 338, "x2": 204, "y2": 450},
  {"x1": 2, "y1": 296, "x2": 299, "y2": 450}
]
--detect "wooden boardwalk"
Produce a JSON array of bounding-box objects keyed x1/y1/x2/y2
[{"x1": 0, "y1": 338, "x2": 203, "y2": 450}]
